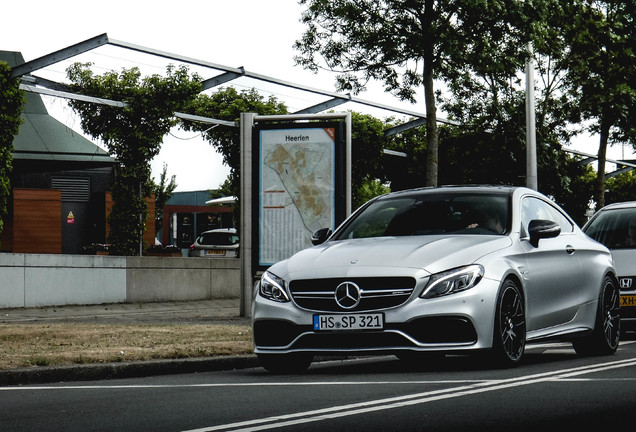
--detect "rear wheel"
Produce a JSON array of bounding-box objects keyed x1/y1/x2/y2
[
  {"x1": 573, "y1": 276, "x2": 620, "y2": 356},
  {"x1": 257, "y1": 353, "x2": 313, "y2": 374},
  {"x1": 491, "y1": 279, "x2": 526, "y2": 367}
]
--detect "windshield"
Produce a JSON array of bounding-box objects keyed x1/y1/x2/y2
[
  {"x1": 197, "y1": 232, "x2": 239, "y2": 246},
  {"x1": 584, "y1": 208, "x2": 636, "y2": 250},
  {"x1": 336, "y1": 193, "x2": 509, "y2": 240}
]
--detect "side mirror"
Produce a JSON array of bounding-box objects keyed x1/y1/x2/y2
[
  {"x1": 311, "y1": 227, "x2": 332, "y2": 245},
  {"x1": 528, "y1": 219, "x2": 560, "y2": 247}
]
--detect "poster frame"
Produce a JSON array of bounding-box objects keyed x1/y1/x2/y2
[{"x1": 251, "y1": 120, "x2": 347, "y2": 273}]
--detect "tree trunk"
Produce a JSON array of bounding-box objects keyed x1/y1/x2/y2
[
  {"x1": 423, "y1": 56, "x2": 439, "y2": 187},
  {"x1": 595, "y1": 117, "x2": 611, "y2": 210}
]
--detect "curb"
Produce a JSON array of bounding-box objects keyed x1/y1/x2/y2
[{"x1": 0, "y1": 355, "x2": 260, "y2": 386}]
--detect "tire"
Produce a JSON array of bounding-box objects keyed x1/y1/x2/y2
[
  {"x1": 572, "y1": 276, "x2": 620, "y2": 356},
  {"x1": 491, "y1": 279, "x2": 526, "y2": 367},
  {"x1": 257, "y1": 353, "x2": 313, "y2": 374}
]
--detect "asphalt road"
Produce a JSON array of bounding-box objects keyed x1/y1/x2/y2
[{"x1": 2, "y1": 335, "x2": 636, "y2": 432}]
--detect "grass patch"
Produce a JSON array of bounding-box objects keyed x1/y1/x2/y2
[{"x1": 0, "y1": 323, "x2": 253, "y2": 370}]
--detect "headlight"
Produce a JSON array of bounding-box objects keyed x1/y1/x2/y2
[
  {"x1": 259, "y1": 271, "x2": 290, "y2": 302},
  {"x1": 420, "y1": 265, "x2": 484, "y2": 299}
]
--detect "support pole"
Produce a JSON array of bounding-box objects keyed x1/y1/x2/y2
[
  {"x1": 240, "y1": 113, "x2": 257, "y2": 317},
  {"x1": 525, "y1": 42, "x2": 538, "y2": 190}
]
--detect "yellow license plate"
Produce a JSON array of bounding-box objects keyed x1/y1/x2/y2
[
  {"x1": 205, "y1": 249, "x2": 225, "y2": 256},
  {"x1": 620, "y1": 295, "x2": 636, "y2": 307}
]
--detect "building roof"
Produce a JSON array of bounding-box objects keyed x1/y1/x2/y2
[
  {"x1": 1, "y1": 51, "x2": 115, "y2": 165},
  {"x1": 166, "y1": 190, "x2": 216, "y2": 206}
]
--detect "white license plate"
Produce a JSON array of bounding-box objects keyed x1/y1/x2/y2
[
  {"x1": 313, "y1": 313, "x2": 384, "y2": 331},
  {"x1": 205, "y1": 249, "x2": 225, "y2": 256}
]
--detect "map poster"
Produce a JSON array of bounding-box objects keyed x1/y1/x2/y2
[{"x1": 257, "y1": 125, "x2": 340, "y2": 267}]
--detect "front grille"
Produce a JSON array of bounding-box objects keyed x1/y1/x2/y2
[
  {"x1": 619, "y1": 276, "x2": 635, "y2": 291},
  {"x1": 294, "y1": 331, "x2": 411, "y2": 350},
  {"x1": 289, "y1": 277, "x2": 416, "y2": 312}
]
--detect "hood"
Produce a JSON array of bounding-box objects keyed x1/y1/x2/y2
[
  {"x1": 611, "y1": 249, "x2": 633, "y2": 277},
  {"x1": 271, "y1": 235, "x2": 512, "y2": 280}
]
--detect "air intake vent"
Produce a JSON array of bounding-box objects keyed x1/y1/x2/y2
[{"x1": 51, "y1": 177, "x2": 90, "y2": 202}]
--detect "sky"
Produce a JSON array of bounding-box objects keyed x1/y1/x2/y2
[{"x1": 2, "y1": 0, "x2": 633, "y2": 191}]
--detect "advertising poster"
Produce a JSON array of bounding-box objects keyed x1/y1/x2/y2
[{"x1": 258, "y1": 126, "x2": 337, "y2": 266}]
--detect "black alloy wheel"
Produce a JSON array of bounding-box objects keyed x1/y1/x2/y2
[
  {"x1": 573, "y1": 276, "x2": 621, "y2": 356},
  {"x1": 492, "y1": 279, "x2": 526, "y2": 366}
]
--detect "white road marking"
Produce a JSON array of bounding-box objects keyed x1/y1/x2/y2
[
  {"x1": 180, "y1": 357, "x2": 636, "y2": 432},
  {"x1": 2, "y1": 343, "x2": 635, "y2": 431}
]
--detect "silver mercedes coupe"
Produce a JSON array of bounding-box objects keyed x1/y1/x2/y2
[{"x1": 252, "y1": 186, "x2": 620, "y2": 372}]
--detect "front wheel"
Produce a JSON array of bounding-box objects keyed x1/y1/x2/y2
[
  {"x1": 257, "y1": 353, "x2": 313, "y2": 374},
  {"x1": 490, "y1": 279, "x2": 526, "y2": 367},
  {"x1": 573, "y1": 276, "x2": 620, "y2": 356}
]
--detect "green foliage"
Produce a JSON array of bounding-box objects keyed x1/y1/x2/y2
[
  {"x1": 349, "y1": 112, "x2": 386, "y2": 202},
  {"x1": 182, "y1": 87, "x2": 288, "y2": 198},
  {"x1": 182, "y1": 88, "x2": 394, "y2": 216},
  {"x1": 0, "y1": 61, "x2": 25, "y2": 237},
  {"x1": 559, "y1": 0, "x2": 636, "y2": 208},
  {"x1": 606, "y1": 172, "x2": 636, "y2": 206},
  {"x1": 382, "y1": 122, "x2": 429, "y2": 191},
  {"x1": 354, "y1": 178, "x2": 390, "y2": 210},
  {"x1": 436, "y1": 1, "x2": 629, "y2": 220},
  {"x1": 67, "y1": 63, "x2": 202, "y2": 255},
  {"x1": 549, "y1": 159, "x2": 596, "y2": 226},
  {"x1": 295, "y1": 0, "x2": 534, "y2": 187}
]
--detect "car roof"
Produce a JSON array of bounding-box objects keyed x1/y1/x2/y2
[
  {"x1": 374, "y1": 185, "x2": 522, "y2": 201},
  {"x1": 597, "y1": 201, "x2": 636, "y2": 211},
  {"x1": 200, "y1": 228, "x2": 237, "y2": 234}
]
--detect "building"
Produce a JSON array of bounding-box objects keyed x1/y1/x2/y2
[
  {"x1": 1, "y1": 51, "x2": 120, "y2": 254},
  {"x1": 160, "y1": 190, "x2": 234, "y2": 249}
]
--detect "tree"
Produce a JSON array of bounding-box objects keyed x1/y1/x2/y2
[
  {"x1": 183, "y1": 88, "x2": 395, "y2": 214},
  {"x1": 382, "y1": 123, "x2": 429, "y2": 190},
  {"x1": 354, "y1": 179, "x2": 390, "y2": 209},
  {"x1": 0, "y1": 61, "x2": 24, "y2": 239},
  {"x1": 434, "y1": 0, "x2": 608, "y2": 219},
  {"x1": 294, "y1": 0, "x2": 531, "y2": 187},
  {"x1": 182, "y1": 87, "x2": 289, "y2": 202},
  {"x1": 349, "y1": 112, "x2": 386, "y2": 205},
  {"x1": 67, "y1": 64, "x2": 202, "y2": 255},
  {"x1": 605, "y1": 171, "x2": 636, "y2": 206},
  {"x1": 152, "y1": 163, "x2": 178, "y2": 238},
  {"x1": 561, "y1": 0, "x2": 636, "y2": 209}
]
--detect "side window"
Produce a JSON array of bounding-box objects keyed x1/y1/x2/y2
[
  {"x1": 547, "y1": 204, "x2": 574, "y2": 233},
  {"x1": 521, "y1": 197, "x2": 573, "y2": 236}
]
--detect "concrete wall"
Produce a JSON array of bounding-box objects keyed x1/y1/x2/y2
[{"x1": 0, "y1": 253, "x2": 240, "y2": 308}]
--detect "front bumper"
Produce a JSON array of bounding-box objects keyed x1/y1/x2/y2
[
  {"x1": 253, "y1": 277, "x2": 501, "y2": 355},
  {"x1": 620, "y1": 280, "x2": 636, "y2": 328}
]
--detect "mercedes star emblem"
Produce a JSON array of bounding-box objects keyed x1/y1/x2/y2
[{"x1": 335, "y1": 282, "x2": 362, "y2": 309}]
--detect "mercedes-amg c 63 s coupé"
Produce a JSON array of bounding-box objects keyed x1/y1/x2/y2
[{"x1": 252, "y1": 186, "x2": 620, "y2": 372}]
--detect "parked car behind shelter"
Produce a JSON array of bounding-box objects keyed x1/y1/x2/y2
[
  {"x1": 188, "y1": 228, "x2": 239, "y2": 258},
  {"x1": 583, "y1": 201, "x2": 636, "y2": 330}
]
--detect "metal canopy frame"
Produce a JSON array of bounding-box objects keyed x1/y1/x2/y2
[
  {"x1": 10, "y1": 33, "x2": 458, "y2": 131},
  {"x1": 11, "y1": 34, "x2": 631, "y2": 176},
  {"x1": 565, "y1": 149, "x2": 636, "y2": 178}
]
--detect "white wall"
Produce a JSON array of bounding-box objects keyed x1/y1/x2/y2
[{"x1": 0, "y1": 254, "x2": 240, "y2": 308}]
